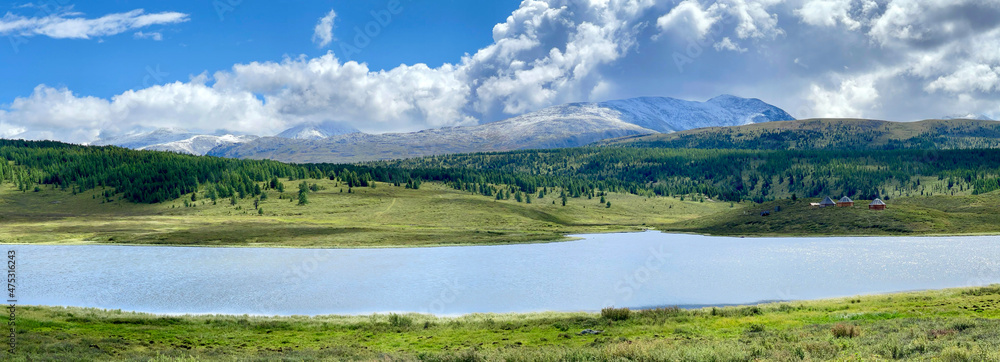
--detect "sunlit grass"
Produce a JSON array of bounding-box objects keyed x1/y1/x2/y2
[
  {"x1": 4, "y1": 286, "x2": 1000, "y2": 360},
  {"x1": 0, "y1": 179, "x2": 730, "y2": 248}
]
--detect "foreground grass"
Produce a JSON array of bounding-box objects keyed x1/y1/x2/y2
[
  {"x1": 0, "y1": 180, "x2": 728, "y2": 248},
  {"x1": 5, "y1": 286, "x2": 1000, "y2": 360}
]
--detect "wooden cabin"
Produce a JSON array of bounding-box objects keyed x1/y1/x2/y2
[
  {"x1": 869, "y1": 198, "x2": 886, "y2": 210},
  {"x1": 837, "y1": 196, "x2": 854, "y2": 207},
  {"x1": 819, "y1": 196, "x2": 836, "y2": 208}
]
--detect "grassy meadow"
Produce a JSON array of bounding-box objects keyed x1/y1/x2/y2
[
  {"x1": 666, "y1": 190, "x2": 1000, "y2": 237},
  {"x1": 0, "y1": 178, "x2": 729, "y2": 248},
  {"x1": 2, "y1": 175, "x2": 1000, "y2": 248},
  {"x1": 5, "y1": 286, "x2": 1000, "y2": 360}
]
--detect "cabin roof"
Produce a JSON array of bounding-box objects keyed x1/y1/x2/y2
[
  {"x1": 870, "y1": 198, "x2": 886, "y2": 206},
  {"x1": 839, "y1": 196, "x2": 853, "y2": 203},
  {"x1": 820, "y1": 196, "x2": 836, "y2": 205}
]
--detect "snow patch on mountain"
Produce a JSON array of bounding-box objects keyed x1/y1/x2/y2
[
  {"x1": 141, "y1": 134, "x2": 259, "y2": 155},
  {"x1": 943, "y1": 113, "x2": 994, "y2": 121},
  {"x1": 92, "y1": 127, "x2": 198, "y2": 149},
  {"x1": 93, "y1": 128, "x2": 258, "y2": 155},
  {"x1": 276, "y1": 121, "x2": 360, "y2": 140},
  {"x1": 598, "y1": 94, "x2": 795, "y2": 132}
]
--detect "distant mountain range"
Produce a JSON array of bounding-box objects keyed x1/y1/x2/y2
[
  {"x1": 598, "y1": 118, "x2": 1000, "y2": 150},
  {"x1": 90, "y1": 121, "x2": 358, "y2": 155},
  {"x1": 206, "y1": 95, "x2": 794, "y2": 163},
  {"x1": 92, "y1": 128, "x2": 259, "y2": 156}
]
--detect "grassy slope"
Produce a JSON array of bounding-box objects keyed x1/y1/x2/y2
[
  {"x1": 2, "y1": 178, "x2": 1000, "y2": 247},
  {"x1": 0, "y1": 179, "x2": 729, "y2": 248},
  {"x1": 664, "y1": 191, "x2": 1000, "y2": 237},
  {"x1": 600, "y1": 118, "x2": 1000, "y2": 149},
  {"x1": 5, "y1": 286, "x2": 1000, "y2": 360}
]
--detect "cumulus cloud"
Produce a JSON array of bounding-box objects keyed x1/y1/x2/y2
[
  {"x1": 656, "y1": 0, "x2": 784, "y2": 41},
  {"x1": 795, "y1": 0, "x2": 863, "y2": 30},
  {"x1": 808, "y1": 74, "x2": 882, "y2": 118},
  {"x1": 4, "y1": 0, "x2": 661, "y2": 140},
  {"x1": 0, "y1": 9, "x2": 189, "y2": 39},
  {"x1": 312, "y1": 9, "x2": 336, "y2": 48},
  {"x1": 5, "y1": 0, "x2": 1000, "y2": 142},
  {"x1": 656, "y1": 0, "x2": 719, "y2": 39}
]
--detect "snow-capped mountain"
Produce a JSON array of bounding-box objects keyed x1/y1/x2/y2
[
  {"x1": 276, "y1": 121, "x2": 360, "y2": 140},
  {"x1": 208, "y1": 95, "x2": 794, "y2": 163},
  {"x1": 543, "y1": 94, "x2": 793, "y2": 133},
  {"x1": 141, "y1": 134, "x2": 259, "y2": 155},
  {"x1": 92, "y1": 128, "x2": 198, "y2": 149},
  {"x1": 93, "y1": 128, "x2": 258, "y2": 155}
]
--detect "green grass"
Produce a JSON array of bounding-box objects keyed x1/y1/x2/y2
[
  {"x1": 5, "y1": 287, "x2": 1000, "y2": 360},
  {"x1": 2, "y1": 178, "x2": 1000, "y2": 248},
  {"x1": 664, "y1": 191, "x2": 1000, "y2": 237},
  {"x1": 0, "y1": 179, "x2": 730, "y2": 248}
]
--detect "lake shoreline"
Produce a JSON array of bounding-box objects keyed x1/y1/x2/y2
[
  {"x1": 4, "y1": 226, "x2": 1000, "y2": 249},
  {"x1": 10, "y1": 285, "x2": 1000, "y2": 360},
  {"x1": 17, "y1": 285, "x2": 956, "y2": 318}
]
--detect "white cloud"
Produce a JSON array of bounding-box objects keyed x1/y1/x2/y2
[
  {"x1": 808, "y1": 74, "x2": 881, "y2": 118},
  {"x1": 656, "y1": 0, "x2": 719, "y2": 39},
  {"x1": 133, "y1": 31, "x2": 162, "y2": 41},
  {"x1": 795, "y1": 0, "x2": 862, "y2": 30},
  {"x1": 714, "y1": 37, "x2": 747, "y2": 52},
  {"x1": 312, "y1": 9, "x2": 336, "y2": 48},
  {"x1": 0, "y1": 9, "x2": 189, "y2": 39},
  {"x1": 926, "y1": 63, "x2": 1000, "y2": 93},
  {"x1": 6, "y1": 0, "x2": 1000, "y2": 143}
]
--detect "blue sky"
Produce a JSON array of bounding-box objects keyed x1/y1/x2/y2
[
  {"x1": 2, "y1": 0, "x2": 1000, "y2": 143},
  {"x1": 0, "y1": 1, "x2": 520, "y2": 101}
]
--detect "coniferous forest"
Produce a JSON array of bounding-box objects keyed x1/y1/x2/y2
[{"x1": 3, "y1": 139, "x2": 1000, "y2": 205}]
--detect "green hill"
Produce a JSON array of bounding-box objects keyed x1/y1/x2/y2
[
  {"x1": 4, "y1": 139, "x2": 1000, "y2": 247},
  {"x1": 598, "y1": 118, "x2": 1000, "y2": 150}
]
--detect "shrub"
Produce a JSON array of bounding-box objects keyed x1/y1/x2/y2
[
  {"x1": 745, "y1": 323, "x2": 766, "y2": 333},
  {"x1": 961, "y1": 285, "x2": 1000, "y2": 296},
  {"x1": 940, "y1": 347, "x2": 975, "y2": 362},
  {"x1": 601, "y1": 307, "x2": 631, "y2": 321},
  {"x1": 831, "y1": 323, "x2": 860, "y2": 338},
  {"x1": 636, "y1": 306, "x2": 684, "y2": 320},
  {"x1": 388, "y1": 313, "x2": 413, "y2": 328}
]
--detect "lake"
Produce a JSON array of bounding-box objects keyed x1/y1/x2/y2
[{"x1": 8, "y1": 231, "x2": 1000, "y2": 316}]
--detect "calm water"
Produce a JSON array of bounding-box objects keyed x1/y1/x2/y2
[{"x1": 8, "y1": 231, "x2": 1000, "y2": 315}]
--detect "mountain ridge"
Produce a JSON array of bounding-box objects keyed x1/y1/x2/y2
[
  {"x1": 597, "y1": 118, "x2": 1000, "y2": 150},
  {"x1": 207, "y1": 95, "x2": 793, "y2": 163}
]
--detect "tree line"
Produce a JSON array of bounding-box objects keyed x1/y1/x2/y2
[{"x1": 4, "y1": 139, "x2": 1000, "y2": 205}]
